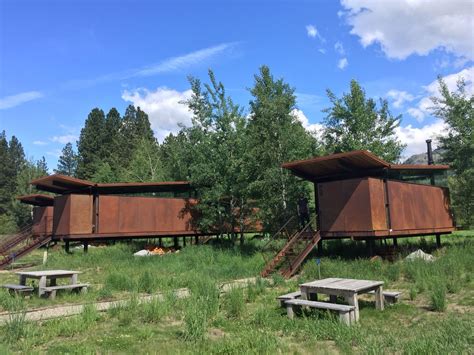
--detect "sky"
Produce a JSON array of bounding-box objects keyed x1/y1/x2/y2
[{"x1": 0, "y1": 0, "x2": 473, "y2": 170}]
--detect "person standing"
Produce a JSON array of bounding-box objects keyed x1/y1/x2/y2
[{"x1": 297, "y1": 194, "x2": 310, "y2": 229}]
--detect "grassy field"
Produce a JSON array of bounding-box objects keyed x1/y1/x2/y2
[{"x1": 0, "y1": 231, "x2": 472, "y2": 354}]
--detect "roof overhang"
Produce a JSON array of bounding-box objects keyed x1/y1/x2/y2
[
  {"x1": 30, "y1": 174, "x2": 192, "y2": 195},
  {"x1": 17, "y1": 194, "x2": 55, "y2": 206},
  {"x1": 283, "y1": 150, "x2": 449, "y2": 182}
]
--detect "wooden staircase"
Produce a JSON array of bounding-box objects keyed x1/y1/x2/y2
[
  {"x1": 0, "y1": 225, "x2": 51, "y2": 269},
  {"x1": 261, "y1": 218, "x2": 321, "y2": 278}
]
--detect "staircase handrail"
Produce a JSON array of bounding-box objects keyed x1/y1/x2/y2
[{"x1": 261, "y1": 216, "x2": 297, "y2": 263}]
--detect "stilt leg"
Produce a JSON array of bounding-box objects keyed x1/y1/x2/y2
[
  {"x1": 83, "y1": 241, "x2": 89, "y2": 253},
  {"x1": 393, "y1": 238, "x2": 398, "y2": 247},
  {"x1": 436, "y1": 234, "x2": 441, "y2": 248}
]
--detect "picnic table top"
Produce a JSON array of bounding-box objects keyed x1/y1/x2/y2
[
  {"x1": 300, "y1": 278, "x2": 383, "y2": 293},
  {"x1": 16, "y1": 270, "x2": 81, "y2": 277}
]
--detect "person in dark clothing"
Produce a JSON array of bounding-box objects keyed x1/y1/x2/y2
[{"x1": 297, "y1": 195, "x2": 310, "y2": 229}]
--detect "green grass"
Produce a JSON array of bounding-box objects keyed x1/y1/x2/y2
[{"x1": 0, "y1": 232, "x2": 472, "y2": 353}]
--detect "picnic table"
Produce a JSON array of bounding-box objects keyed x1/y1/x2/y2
[
  {"x1": 299, "y1": 277, "x2": 384, "y2": 321},
  {"x1": 15, "y1": 270, "x2": 87, "y2": 298}
]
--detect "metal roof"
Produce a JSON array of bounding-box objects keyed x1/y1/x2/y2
[
  {"x1": 17, "y1": 194, "x2": 55, "y2": 206},
  {"x1": 282, "y1": 150, "x2": 449, "y2": 181},
  {"x1": 30, "y1": 174, "x2": 191, "y2": 195}
]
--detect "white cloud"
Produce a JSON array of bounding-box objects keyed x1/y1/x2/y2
[
  {"x1": 407, "y1": 66, "x2": 473, "y2": 121},
  {"x1": 122, "y1": 87, "x2": 193, "y2": 141},
  {"x1": 340, "y1": 0, "x2": 474, "y2": 60},
  {"x1": 0, "y1": 91, "x2": 43, "y2": 110},
  {"x1": 338, "y1": 58, "x2": 349, "y2": 69},
  {"x1": 407, "y1": 108, "x2": 426, "y2": 123},
  {"x1": 305, "y1": 24, "x2": 325, "y2": 42},
  {"x1": 318, "y1": 48, "x2": 326, "y2": 54},
  {"x1": 50, "y1": 135, "x2": 78, "y2": 144},
  {"x1": 395, "y1": 119, "x2": 447, "y2": 158},
  {"x1": 33, "y1": 140, "x2": 48, "y2": 146},
  {"x1": 291, "y1": 109, "x2": 324, "y2": 138},
  {"x1": 64, "y1": 42, "x2": 238, "y2": 89},
  {"x1": 386, "y1": 89, "x2": 415, "y2": 108},
  {"x1": 134, "y1": 42, "x2": 238, "y2": 77},
  {"x1": 306, "y1": 25, "x2": 317, "y2": 38},
  {"x1": 334, "y1": 41, "x2": 345, "y2": 55}
]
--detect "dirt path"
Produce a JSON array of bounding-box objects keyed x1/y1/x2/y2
[{"x1": 0, "y1": 277, "x2": 259, "y2": 324}]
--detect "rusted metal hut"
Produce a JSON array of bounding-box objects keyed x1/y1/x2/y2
[
  {"x1": 19, "y1": 175, "x2": 199, "y2": 242},
  {"x1": 282, "y1": 150, "x2": 455, "y2": 242}
]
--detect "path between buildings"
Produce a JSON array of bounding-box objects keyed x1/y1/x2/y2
[{"x1": 0, "y1": 277, "x2": 260, "y2": 324}]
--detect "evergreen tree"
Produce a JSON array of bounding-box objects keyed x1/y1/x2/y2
[
  {"x1": 160, "y1": 132, "x2": 193, "y2": 181},
  {"x1": 246, "y1": 66, "x2": 317, "y2": 230},
  {"x1": 76, "y1": 108, "x2": 106, "y2": 179},
  {"x1": 55, "y1": 142, "x2": 78, "y2": 176},
  {"x1": 103, "y1": 108, "x2": 123, "y2": 169},
  {"x1": 431, "y1": 77, "x2": 474, "y2": 227},
  {"x1": 121, "y1": 105, "x2": 156, "y2": 164},
  {"x1": 322, "y1": 79, "x2": 404, "y2": 162},
  {"x1": 0, "y1": 131, "x2": 12, "y2": 215}
]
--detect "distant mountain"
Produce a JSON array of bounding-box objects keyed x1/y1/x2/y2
[{"x1": 403, "y1": 148, "x2": 445, "y2": 165}]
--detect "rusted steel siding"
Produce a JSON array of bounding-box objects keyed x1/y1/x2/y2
[
  {"x1": 97, "y1": 196, "x2": 198, "y2": 234},
  {"x1": 318, "y1": 178, "x2": 374, "y2": 232},
  {"x1": 32, "y1": 206, "x2": 53, "y2": 236},
  {"x1": 53, "y1": 195, "x2": 93, "y2": 236},
  {"x1": 387, "y1": 180, "x2": 453, "y2": 230},
  {"x1": 368, "y1": 178, "x2": 387, "y2": 231}
]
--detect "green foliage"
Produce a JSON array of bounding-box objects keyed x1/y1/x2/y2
[
  {"x1": 224, "y1": 287, "x2": 245, "y2": 318},
  {"x1": 124, "y1": 138, "x2": 165, "y2": 182},
  {"x1": 431, "y1": 78, "x2": 474, "y2": 227},
  {"x1": 430, "y1": 284, "x2": 446, "y2": 312},
  {"x1": 323, "y1": 79, "x2": 405, "y2": 163},
  {"x1": 55, "y1": 142, "x2": 77, "y2": 176},
  {"x1": 76, "y1": 108, "x2": 106, "y2": 179},
  {"x1": 246, "y1": 66, "x2": 319, "y2": 230}
]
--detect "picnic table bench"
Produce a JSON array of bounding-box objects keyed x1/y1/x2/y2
[
  {"x1": 14, "y1": 270, "x2": 89, "y2": 298},
  {"x1": 284, "y1": 299, "x2": 356, "y2": 325},
  {"x1": 2, "y1": 284, "x2": 34, "y2": 295}
]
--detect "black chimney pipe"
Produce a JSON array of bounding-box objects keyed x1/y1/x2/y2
[{"x1": 426, "y1": 139, "x2": 434, "y2": 165}]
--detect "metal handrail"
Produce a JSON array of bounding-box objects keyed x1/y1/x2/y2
[{"x1": 261, "y1": 216, "x2": 297, "y2": 264}]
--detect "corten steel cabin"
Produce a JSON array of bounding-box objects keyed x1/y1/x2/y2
[
  {"x1": 282, "y1": 150, "x2": 455, "y2": 244},
  {"x1": 17, "y1": 175, "x2": 210, "y2": 244}
]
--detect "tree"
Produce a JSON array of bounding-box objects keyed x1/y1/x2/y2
[
  {"x1": 431, "y1": 78, "x2": 474, "y2": 227},
  {"x1": 125, "y1": 138, "x2": 165, "y2": 182},
  {"x1": 182, "y1": 70, "x2": 253, "y2": 241},
  {"x1": 246, "y1": 66, "x2": 318, "y2": 230},
  {"x1": 76, "y1": 108, "x2": 106, "y2": 179},
  {"x1": 322, "y1": 79, "x2": 405, "y2": 163},
  {"x1": 121, "y1": 105, "x2": 156, "y2": 164},
  {"x1": 0, "y1": 131, "x2": 13, "y2": 215},
  {"x1": 55, "y1": 143, "x2": 78, "y2": 176}
]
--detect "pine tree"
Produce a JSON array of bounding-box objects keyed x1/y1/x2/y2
[
  {"x1": 55, "y1": 142, "x2": 78, "y2": 176},
  {"x1": 76, "y1": 108, "x2": 106, "y2": 179},
  {"x1": 0, "y1": 131, "x2": 12, "y2": 215},
  {"x1": 323, "y1": 79, "x2": 405, "y2": 162},
  {"x1": 246, "y1": 66, "x2": 317, "y2": 230}
]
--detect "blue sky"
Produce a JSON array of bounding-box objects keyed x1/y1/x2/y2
[{"x1": 1, "y1": 0, "x2": 473, "y2": 169}]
